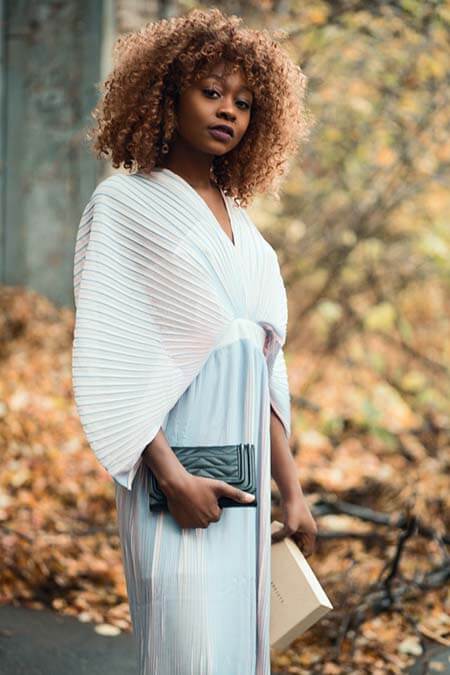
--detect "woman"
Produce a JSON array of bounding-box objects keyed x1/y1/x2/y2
[{"x1": 72, "y1": 8, "x2": 317, "y2": 675}]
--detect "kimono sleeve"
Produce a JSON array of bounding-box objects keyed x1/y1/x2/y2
[
  {"x1": 269, "y1": 345, "x2": 291, "y2": 440},
  {"x1": 267, "y1": 246, "x2": 291, "y2": 440},
  {"x1": 71, "y1": 179, "x2": 228, "y2": 491}
]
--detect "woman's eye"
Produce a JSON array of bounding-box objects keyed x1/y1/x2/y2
[
  {"x1": 203, "y1": 89, "x2": 251, "y2": 110},
  {"x1": 203, "y1": 88, "x2": 220, "y2": 98}
]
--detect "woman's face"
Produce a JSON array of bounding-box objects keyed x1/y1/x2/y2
[{"x1": 174, "y1": 60, "x2": 253, "y2": 157}]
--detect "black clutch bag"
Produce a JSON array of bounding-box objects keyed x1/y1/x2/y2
[{"x1": 148, "y1": 443, "x2": 257, "y2": 512}]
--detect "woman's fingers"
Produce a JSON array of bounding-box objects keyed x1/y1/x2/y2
[{"x1": 272, "y1": 526, "x2": 317, "y2": 557}]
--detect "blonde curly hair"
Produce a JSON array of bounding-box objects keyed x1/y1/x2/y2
[{"x1": 88, "y1": 7, "x2": 313, "y2": 207}]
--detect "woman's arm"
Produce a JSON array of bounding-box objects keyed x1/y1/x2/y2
[
  {"x1": 270, "y1": 406, "x2": 303, "y2": 500},
  {"x1": 141, "y1": 430, "x2": 189, "y2": 497},
  {"x1": 140, "y1": 429, "x2": 256, "y2": 528},
  {"x1": 270, "y1": 406, "x2": 318, "y2": 556}
]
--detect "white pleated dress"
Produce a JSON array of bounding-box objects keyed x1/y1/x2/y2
[
  {"x1": 71, "y1": 168, "x2": 291, "y2": 675},
  {"x1": 116, "y1": 319, "x2": 270, "y2": 674}
]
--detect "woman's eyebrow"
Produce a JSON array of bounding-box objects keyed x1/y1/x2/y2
[{"x1": 205, "y1": 73, "x2": 253, "y2": 95}]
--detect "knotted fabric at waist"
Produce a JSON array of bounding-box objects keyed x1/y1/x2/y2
[{"x1": 214, "y1": 318, "x2": 271, "y2": 355}]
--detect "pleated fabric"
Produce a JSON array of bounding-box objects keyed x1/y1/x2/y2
[{"x1": 71, "y1": 167, "x2": 292, "y2": 674}]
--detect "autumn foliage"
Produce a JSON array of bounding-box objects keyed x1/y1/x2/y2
[{"x1": 1, "y1": 1, "x2": 449, "y2": 673}]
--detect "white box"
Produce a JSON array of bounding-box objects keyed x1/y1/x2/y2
[{"x1": 270, "y1": 520, "x2": 333, "y2": 651}]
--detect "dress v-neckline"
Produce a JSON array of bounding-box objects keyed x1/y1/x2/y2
[{"x1": 155, "y1": 167, "x2": 237, "y2": 249}]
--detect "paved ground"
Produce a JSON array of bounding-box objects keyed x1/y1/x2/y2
[
  {"x1": 0, "y1": 604, "x2": 448, "y2": 674},
  {"x1": 0, "y1": 605, "x2": 137, "y2": 675},
  {"x1": 408, "y1": 640, "x2": 450, "y2": 675}
]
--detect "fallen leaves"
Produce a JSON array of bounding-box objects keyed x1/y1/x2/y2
[{"x1": 1, "y1": 283, "x2": 448, "y2": 674}]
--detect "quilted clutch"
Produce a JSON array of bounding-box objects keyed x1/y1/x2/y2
[{"x1": 148, "y1": 443, "x2": 257, "y2": 512}]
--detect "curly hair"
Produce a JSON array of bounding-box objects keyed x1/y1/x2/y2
[{"x1": 87, "y1": 7, "x2": 313, "y2": 207}]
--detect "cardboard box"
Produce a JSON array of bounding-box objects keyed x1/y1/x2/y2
[{"x1": 270, "y1": 520, "x2": 333, "y2": 651}]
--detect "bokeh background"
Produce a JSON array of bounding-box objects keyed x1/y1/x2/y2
[{"x1": 1, "y1": 1, "x2": 449, "y2": 673}]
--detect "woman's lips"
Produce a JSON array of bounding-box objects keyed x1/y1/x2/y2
[{"x1": 208, "y1": 128, "x2": 233, "y2": 142}]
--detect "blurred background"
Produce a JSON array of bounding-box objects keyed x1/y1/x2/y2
[{"x1": 0, "y1": 1, "x2": 449, "y2": 674}]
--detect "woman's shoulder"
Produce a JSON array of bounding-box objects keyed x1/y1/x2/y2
[
  {"x1": 85, "y1": 172, "x2": 163, "y2": 217},
  {"x1": 90, "y1": 172, "x2": 141, "y2": 200}
]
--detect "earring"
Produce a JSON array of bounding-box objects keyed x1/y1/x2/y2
[{"x1": 161, "y1": 139, "x2": 170, "y2": 154}]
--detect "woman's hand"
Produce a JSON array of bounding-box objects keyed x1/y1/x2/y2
[
  {"x1": 271, "y1": 491, "x2": 318, "y2": 558},
  {"x1": 141, "y1": 431, "x2": 255, "y2": 529},
  {"x1": 164, "y1": 473, "x2": 256, "y2": 529}
]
